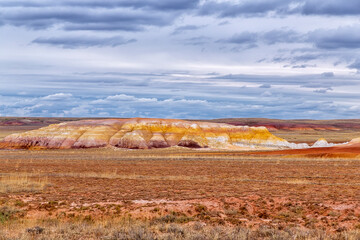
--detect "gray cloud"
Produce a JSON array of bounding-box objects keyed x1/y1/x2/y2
[
  {"x1": 32, "y1": 35, "x2": 136, "y2": 48},
  {"x1": 172, "y1": 25, "x2": 205, "y2": 35},
  {"x1": 199, "y1": 0, "x2": 360, "y2": 18},
  {"x1": 309, "y1": 26, "x2": 360, "y2": 49},
  {"x1": 4, "y1": 0, "x2": 360, "y2": 17},
  {"x1": 0, "y1": 3, "x2": 181, "y2": 31},
  {"x1": 321, "y1": 72, "x2": 335, "y2": 78},
  {"x1": 313, "y1": 88, "x2": 332, "y2": 94},
  {"x1": 64, "y1": 0, "x2": 200, "y2": 10},
  {"x1": 290, "y1": 64, "x2": 317, "y2": 68},
  {"x1": 0, "y1": 0, "x2": 200, "y2": 10},
  {"x1": 221, "y1": 29, "x2": 301, "y2": 48},
  {"x1": 259, "y1": 84, "x2": 271, "y2": 88},
  {"x1": 348, "y1": 59, "x2": 360, "y2": 71},
  {"x1": 301, "y1": 0, "x2": 360, "y2": 16},
  {"x1": 221, "y1": 32, "x2": 258, "y2": 49},
  {"x1": 199, "y1": 0, "x2": 289, "y2": 17},
  {"x1": 262, "y1": 30, "x2": 301, "y2": 45},
  {"x1": 226, "y1": 32, "x2": 258, "y2": 44},
  {"x1": 183, "y1": 36, "x2": 211, "y2": 46}
]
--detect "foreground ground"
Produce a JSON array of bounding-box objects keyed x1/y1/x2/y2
[{"x1": 0, "y1": 148, "x2": 360, "y2": 239}]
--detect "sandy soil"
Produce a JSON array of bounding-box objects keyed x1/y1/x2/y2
[{"x1": 0, "y1": 148, "x2": 359, "y2": 232}]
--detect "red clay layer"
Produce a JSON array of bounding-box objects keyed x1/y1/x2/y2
[{"x1": 242, "y1": 143, "x2": 360, "y2": 158}]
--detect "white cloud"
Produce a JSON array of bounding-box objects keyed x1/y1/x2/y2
[{"x1": 42, "y1": 93, "x2": 73, "y2": 100}]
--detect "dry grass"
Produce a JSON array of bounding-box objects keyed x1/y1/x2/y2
[
  {"x1": 0, "y1": 174, "x2": 49, "y2": 193},
  {"x1": 0, "y1": 219, "x2": 360, "y2": 240},
  {"x1": 273, "y1": 129, "x2": 360, "y2": 144},
  {"x1": 0, "y1": 148, "x2": 360, "y2": 233},
  {"x1": 0, "y1": 172, "x2": 335, "y2": 185}
]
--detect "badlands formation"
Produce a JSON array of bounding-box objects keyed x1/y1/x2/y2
[{"x1": 0, "y1": 118, "x2": 298, "y2": 150}]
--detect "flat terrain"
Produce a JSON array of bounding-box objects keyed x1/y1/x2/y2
[{"x1": 0, "y1": 148, "x2": 360, "y2": 236}]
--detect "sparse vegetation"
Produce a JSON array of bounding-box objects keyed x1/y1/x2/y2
[
  {"x1": 0, "y1": 175, "x2": 49, "y2": 193},
  {"x1": 0, "y1": 206, "x2": 19, "y2": 223},
  {"x1": 0, "y1": 220, "x2": 360, "y2": 239}
]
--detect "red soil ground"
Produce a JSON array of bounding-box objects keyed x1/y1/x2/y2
[{"x1": 1, "y1": 148, "x2": 360, "y2": 232}]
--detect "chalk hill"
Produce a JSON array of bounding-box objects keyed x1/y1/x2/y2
[{"x1": 1, "y1": 118, "x2": 291, "y2": 150}]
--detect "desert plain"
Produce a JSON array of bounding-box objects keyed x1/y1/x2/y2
[{"x1": 0, "y1": 117, "x2": 360, "y2": 239}]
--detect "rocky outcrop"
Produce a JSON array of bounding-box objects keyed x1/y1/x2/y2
[
  {"x1": 0, "y1": 118, "x2": 293, "y2": 150},
  {"x1": 311, "y1": 138, "x2": 335, "y2": 148}
]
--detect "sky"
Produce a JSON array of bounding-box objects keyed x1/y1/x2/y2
[{"x1": 1, "y1": 0, "x2": 360, "y2": 119}]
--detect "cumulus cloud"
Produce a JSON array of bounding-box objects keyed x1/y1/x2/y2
[
  {"x1": 32, "y1": 35, "x2": 136, "y2": 48},
  {"x1": 42, "y1": 93, "x2": 73, "y2": 100}
]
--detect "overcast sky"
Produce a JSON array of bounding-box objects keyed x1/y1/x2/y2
[{"x1": 1, "y1": 0, "x2": 360, "y2": 119}]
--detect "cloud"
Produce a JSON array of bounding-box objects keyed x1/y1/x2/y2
[
  {"x1": 0, "y1": 0, "x2": 200, "y2": 11},
  {"x1": 301, "y1": 0, "x2": 360, "y2": 16},
  {"x1": 32, "y1": 35, "x2": 136, "y2": 48},
  {"x1": 290, "y1": 64, "x2": 316, "y2": 68},
  {"x1": 225, "y1": 32, "x2": 258, "y2": 44},
  {"x1": 198, "y1": 0, "x2": 360, "y2": 18},
  {"x1": 6, "y1": 0, "x2": 360, "y2": 17},
  {"x1": 0, "y1": 4, "x2": 179, "y2": 31},
  {"x1": 235, "y1": 25, "x2": 360, "y2": 65},
  {"x1": 1, "y1": 71, "x2": 360, "y2": 119},
  {"x1": 219, "y1": 29, "x2": 303, "y2": 50},
  {"x1": 314, "y1": 88, "x2": 332, "y2": 94},
  {"x1": 198, "y1": 0, "x2": 289, "y2": 18},
  {"x1": 261, "y1": 91, "x2": 272, "y2": 97},
  {"x1": 262, "y1": 29, "x2": 301, "y2": 45},
  {"x1": 321, "y1": 72, "x2": 334, "y2": 78},
  {"x1": 42, "y1": 93, "x2": 73, "y2": 100},
  {"x1": 259, "y1": 84, "x2": 271, "y2": 88},
  {"x1": 93, "y1": 94, "x2": 158, "y2": 103},
  {"x1": 183, "y1": 36, "x2": 211, "y2": 46},
  {"x1": 172, "y1": 25, "x2": 205, "y2": 35},
  {"x1": 348, "y1": 59, "x2": 360, "y2": 71},
  {"x1": 309, "y1": 25, "x2": 360, "y2": 49},
  {"x1": 221, "y1": 32, "x2": 258, "y2": 48}
]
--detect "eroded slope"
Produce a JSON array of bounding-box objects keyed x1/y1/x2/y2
[{"x1": 0, "y1": 118, "x2": 290, "y2": 150}]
